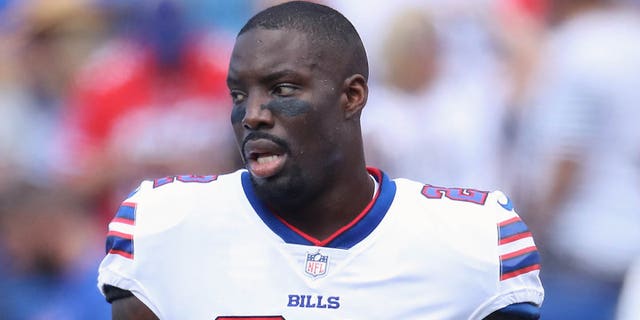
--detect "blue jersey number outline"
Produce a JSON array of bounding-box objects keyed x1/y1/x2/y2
[
  {"x1": 421, "y1": 184, "x2": 488, "y2": 205},
  {"x1": 153, "y1": 174, "x2": 218, "y2": 188}
]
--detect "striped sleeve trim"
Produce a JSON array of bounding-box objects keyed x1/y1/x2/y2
[
  {"x1": 498, "y1": 217, "x2": 532, "y2": 245},
  {"x1": 498, "y1": 216, "x2": 540, "y2": 281},
  {"x1": 105, "y1": 202, "x2": 137, "y2": 259},
  {"x1": 113, "y1": 202, "x2": 136, "y2": 224},
  {"x1": 500, "y1": 246, "x2": 541, "y2": 280}
]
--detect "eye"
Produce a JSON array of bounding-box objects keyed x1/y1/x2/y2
[
  {"x1": 271, "y1": 83, "x2": 298, "y2": 97},
  {"x1": 230, "y1": 90, "x2": 247, "y2": 104}
]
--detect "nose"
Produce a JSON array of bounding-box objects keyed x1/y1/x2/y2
[{"x1": 242, "y1": 94, "x2": 274, "y2": 130}]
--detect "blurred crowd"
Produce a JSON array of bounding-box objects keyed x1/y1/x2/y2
[{"x1": 0, "y1": 0, "x2": 638, "y2": 319}]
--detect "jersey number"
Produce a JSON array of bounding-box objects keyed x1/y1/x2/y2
[
  {"x1": 421, "y1": 184, "x2": 488, "y2": 205},
  {"x1": 153, "y1": 174, "x2": 218, "y2": 188}
]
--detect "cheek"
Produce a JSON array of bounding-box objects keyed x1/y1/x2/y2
[
  {"x1": 231, "y1": 122, "x2": 245, "y2": 146},
  {"x1": 297, "y1": 116, "x2": 338, "y2": 154},
  {"x1": 230, "y1": 106, "x2": 246, "y2": 124}
]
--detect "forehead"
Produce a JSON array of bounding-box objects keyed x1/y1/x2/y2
[{"x1": 228, "y1": 28, "x2": 318, "y2": 81}]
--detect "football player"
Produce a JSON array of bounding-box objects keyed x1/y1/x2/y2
[{"x1": 98, "y1": 2, "x2": 544, "y2": 319}]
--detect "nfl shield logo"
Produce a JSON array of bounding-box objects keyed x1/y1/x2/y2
[{"x1": 305, "y1": 251, "x2": 329, "y2": 277}]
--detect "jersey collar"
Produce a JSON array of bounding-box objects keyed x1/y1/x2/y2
[{"x1": 241, "y1": 167, "x2": 396, "y2": 249}]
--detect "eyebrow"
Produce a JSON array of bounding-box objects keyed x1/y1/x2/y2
[
  {"x1": 227, "y1": 68, "x2": 301, "y2": 87},
  {"x1": 260, "y1": 69, "x2": 299, "y2": 84},
  {"x1": 226, "y1": 70, "x2": 239, "y2": 87}
]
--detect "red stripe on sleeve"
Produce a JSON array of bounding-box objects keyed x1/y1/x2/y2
[
  {"x1": 111, "y1": 217, "x2": 135, "y2": 225},
  {"x1": 107, "y1": 230, "x2": 133, "y2": 240},
  {"x1": 500, "y1": 246, "x2": 537, "y2": 260},
  {"x1": 500, "y1": 264, "x2": 541, "y2": 280},
  {"x1": 498, "y1": 216, "x2": 521, "y2": 227},
  {"x1": 499, "y1": 231, "x2": 533, "y2": 245},
  {"x1": 108, "y1": 249, "x2": 134, "y2": 259}
]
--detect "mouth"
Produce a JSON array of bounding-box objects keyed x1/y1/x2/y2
[{"x1": 244, "y1": 139, "x2": 288, "y2": 179}]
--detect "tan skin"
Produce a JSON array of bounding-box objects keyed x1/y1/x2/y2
[{"x1": 111, "y1": 27, "x2": 372, "y2": 319}]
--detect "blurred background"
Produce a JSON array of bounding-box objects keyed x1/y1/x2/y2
[{"x1": 0, "y1": 0, "x2": 638, "y2": 319}]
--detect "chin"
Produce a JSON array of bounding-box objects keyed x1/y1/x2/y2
[{"x1": 251, "y1": 166, "x2": 313, "y2": 208}]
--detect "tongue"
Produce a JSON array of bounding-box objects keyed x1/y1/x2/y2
[{"x1": 249, "y1": 154, "x2": 285, "y2": 178}]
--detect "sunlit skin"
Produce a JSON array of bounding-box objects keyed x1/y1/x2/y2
[{"x1": 227, "y1": 27, "x2": 372, "y2": 240}]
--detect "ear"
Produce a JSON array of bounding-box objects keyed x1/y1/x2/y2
[{"x1": 342, "y1": 74, "x2": 368, "y2": 119}]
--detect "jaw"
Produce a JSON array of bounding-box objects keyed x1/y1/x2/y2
[{"x1": 249, "y1": 162, "x2": 314, "y2": 212}]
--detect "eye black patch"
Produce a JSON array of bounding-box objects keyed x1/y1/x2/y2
[
  {"x1": 230, "y1": 106, "x2": 246, "y2": 124},
  {"x1": 231, "y1": 98, "x2": 312, "y2": 124},
  {"x1": 262, "y1": 98, "x2": 311, "y2": 117}
]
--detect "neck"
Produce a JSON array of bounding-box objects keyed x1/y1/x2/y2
[{"x1": 270, "y1": 166, "x2": 374, "y2": 241}]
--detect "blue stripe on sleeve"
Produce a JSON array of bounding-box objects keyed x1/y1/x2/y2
[
  {"x1": 501, "y1": 250, "x2": 541, "y2": 275},
  {"x1": 115, "y1": 204, "x2": 136, "y2": 221},
  {"x1": 499, "y1": 221, "x2": 529, "y2": 240},
  {"x1": 106, "y1": 235, "x2": 133, "y2": 255}
]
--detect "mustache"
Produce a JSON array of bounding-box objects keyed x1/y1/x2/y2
[{"x1": 242, "y1": 132, "x2": 290, "y2": 155}]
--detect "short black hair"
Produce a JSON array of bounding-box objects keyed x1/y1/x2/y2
[{"x1": 239, "y1": 1, "x2": 369, "y2": 80}]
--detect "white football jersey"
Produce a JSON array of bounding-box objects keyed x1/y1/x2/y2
[{"x1": 98, "y1": 168, "x2": 543, "y2": 319}]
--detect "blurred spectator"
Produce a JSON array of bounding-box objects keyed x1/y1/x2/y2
[
  {"x1": 356, "y1": 4, "x2": 508, "y2": 191},
  {"x1": 0, "y1": 2, "x2": 113, "y2": 318},
  {"x1": 55, "y1": 1, "x2": 242, "y2": 222},
  {"x1": 1, "y1": 1, "x2": 246, "y2": 318},
  {"x1": 0, "y1": 184, "x2": 110, "y2": 319},
  {"x1": 510, "y1": 0, "x2": 640, "y2": 318},
  {"x1": 616, "y1": 256, "x2": 640, "y2": 320},
  {"x1": 489, "y1": 0, "x2": 549, "y2": 201},
  {"x1": 0, "y1": 0, "x2": 108, "y2": 189},
  {"x1": 181, "y1": 0, "x2": 253, "y2": 36}
]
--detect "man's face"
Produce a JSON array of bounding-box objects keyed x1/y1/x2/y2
[{"x1": 227, "y1": 28, "x2": 344, "y2": 202}]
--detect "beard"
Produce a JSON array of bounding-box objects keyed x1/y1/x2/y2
[{"x1": 250, "y1": 163, "x2": 320, "y2": 211}]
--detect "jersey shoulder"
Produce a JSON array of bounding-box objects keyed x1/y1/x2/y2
[
  {"x1": 107, "y1": 169, "x2": 245, "y2": 245},
  {"x1": 97, "y1": 170, "x2": 246, "y2": 308},
  {"x1": 394, "y1": 177, "x2": 542, "y2": 275},
  {"x1": 391, "y1": 177, "x2": 544, "y2": 317}
]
